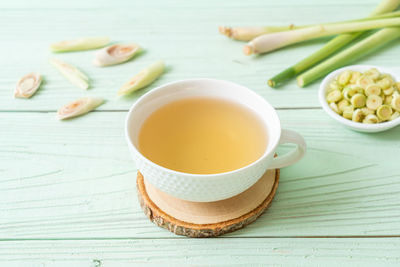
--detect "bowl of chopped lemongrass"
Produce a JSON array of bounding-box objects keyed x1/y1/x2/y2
[{"x1": 319, "y1": 65, "x2": 400, "y2": 133}]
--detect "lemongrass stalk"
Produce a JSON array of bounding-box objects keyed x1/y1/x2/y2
[
  {"x1": 220, "y1": 10, "x2": 400, "y2": 42},
  {"x1": 268, "y1": 0, "x2": 400, "y2": 87},
  {"x1": 297, "y1": 28, "x2": 400, "y2": 87},
  {"x1": 244, "y1": 17, "x2": 400, "y2": 56}
]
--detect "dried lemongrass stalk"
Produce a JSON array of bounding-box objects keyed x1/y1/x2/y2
[
  {"x1": 14, "y1": 72, "x2": 42, "y2": 98},
  {"x1": 93, "y1": 43, "x2": 142, "y2": 67},
  {"x1": 50, "y1": 58, "x2": 89, "y2": 90},
  {"x1": 118, "y1": 60, "x2": 165, "y2": 96},
  {"x1": 50, "y1": 37, "x2": 110, "y2": 52},
  {"x1": 57, "y1": 97, "x2": 104, "y2": 120}
]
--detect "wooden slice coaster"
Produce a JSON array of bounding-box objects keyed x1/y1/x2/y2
[{"x1": 137, "y1": 169, "x2": 279, "y2": 237}]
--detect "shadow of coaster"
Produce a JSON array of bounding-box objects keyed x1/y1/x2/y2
[{"x1": 137, "y1": 168, "x2": 279, "y2": 238}]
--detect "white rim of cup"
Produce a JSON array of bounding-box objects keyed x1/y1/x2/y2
[
  {"x1": 125, "y1": 78, "x2": 282, "y2": 179},
  {"x1": 319, "y1": 65, "x2": 400, "y2": 131}
]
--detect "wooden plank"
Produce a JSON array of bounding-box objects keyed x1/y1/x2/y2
[
  {"x1": 0, "y1": 110, "x2": 399, "y2": 238},
  {"x1": 1, "y1": 0, "x2": 400, "y2": 111},
  {"x1": 0, "y1": 238, "x2": 399, "y2": 266}
]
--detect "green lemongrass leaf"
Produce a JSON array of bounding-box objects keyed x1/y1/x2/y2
[
  {"x1": 14, "y1": 72, "x2": 42, "y2": 98},
  {"x1": 57, "y1": 97, "x2": 104, "y2": 120},
  {"x1": 50, "y1": 58, "x2": 89, "y2": 90},
  {"x1": 118, "y1": 61, "x2": 165, "y2": 96},
  {"x1": 50, "y1": 37, "x2": 110, "y2": 52},
  {"x1": 94, "y1": 43, "x2": 142, "y2": 67}
]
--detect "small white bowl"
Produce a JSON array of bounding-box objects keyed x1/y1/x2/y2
[{"x1": 319, "y1": 65, "x2": 400, "y2": 133}]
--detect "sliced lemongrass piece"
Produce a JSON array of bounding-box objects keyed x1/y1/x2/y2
[
  {"x1": 390, "y1": 111, "x2": 400, "y2": 120},
  {"x1": 364, "y1": 68, "x2": 380, "y2": 80},
  {"x1": 50, "y1": 58, "x2": 89, "y2": 90},
  {"x1": 365, "y1": 84, "x2": 381, "y2": 96},
  {"x1": 384, "y1": 95, "x2": 393, "y2": 105},
  {"x1": 383, "y1": 86, "x2": 395, "y2": 95},
  {"x1": 357, "y1": 75, "x2": 374, "y2": 88},
  {"x1": 329, "y1": 102, "x2": 340, "y2": 114},
  {"x1": 338, "y1": 70, "x2": 352, "y2": 86},
  {"x1": 350, "y1": 71, "x2": 362, "y2": 84},
  {"x1": 377, "y1": 77, "x2": 393, "y2": 89},
  {"x1": 57, "y1": 97, "x2": 104, "y2": 120},
  {"x1": 50, "y1": 37, "x2": 110, "y2": 52},
  {"x1": 326, "y1": 89, "x2": 342, "y2": 103},
  {"x1": 361, "y1": 107, "x2": 375, "y2": 116},
  {"x1": 338, "y1": 99, "x2": 350, "y2": 113},
  {"x1": 363, "y1": 114, "x2": 379, "y2": 123},
  {"x1": 396, "y1": 82, "x2": 400, "y2": 90},
  {"x1": 376, "y1": 104, "x2": 392, "y2": 121},
  {"x1": 351, "y1": 93, "x2": 366, "y2": 108},
  {"x1": 14, "y1": 72, "x2": 42, "y2": 98},
  {"x1": 352, "y1": 108, "x2": 364, "y2": 122},
  {"x1": 342, "y1": 106, "x2": 354, "y2": 120},
  {"x1": 118, "y1": 60, "x2": 165, "y2": 96},
  {"x1": 392, "y1": 95, "x2": 400, "y2": 111},
  {"x1": 93, "y1": 43, "x2": 141, "y2": 67},
  {"x1": 329, "y1": 80, "x2": 342, "y2": 91},
  {"x1": 393, "y1": 91, "x2": 400, "y2": 98},
  {"x1": 366, "y1": 95, "x2": 383, "y2": 110},
  {"x1": 343, "y1": 87, "x2": 357, "y2": 100}
]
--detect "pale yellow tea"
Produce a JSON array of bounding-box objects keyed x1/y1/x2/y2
[{"x1": 138, "y1": 97, "x2": 267, "y2": 174}]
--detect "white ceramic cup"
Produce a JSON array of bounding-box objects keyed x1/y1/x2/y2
[{"x1": 126, "y1": 79, "x2": 306, "y2": 202}]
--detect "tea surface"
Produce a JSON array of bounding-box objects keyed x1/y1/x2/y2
[{"x1": 138, "y1": 97, "x2": 267, "y2": 174}]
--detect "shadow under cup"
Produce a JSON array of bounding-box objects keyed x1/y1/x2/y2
[{"x1": 125, "y1": 79, "x2": 286, "y2": 202}]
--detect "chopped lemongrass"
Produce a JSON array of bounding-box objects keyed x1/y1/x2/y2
[
  {"x1": 385, "y1": 95, "x2": 393, "y2": 105},
  {"x1": 338, "y1": 99, "x2": 350, "y2": 113},
  {"x1": 357, "y1": 76, "x2": 374, "y2": 88},
  {"x1": 343, "y1": 87, "x2": 357, "y2": 100},
  {"x1": 218, "y1": 25, "x2": 298, "y2": 41},
  {"x1": 352, "y1": 108, "x2": 364, "y2": 122},
  {"x1": 376, "y1": 104, "x2": 393, "y2": 121},
  {"x1": 329, "y1": 80, "x2": 342, "y2": 91},
  {"x1": 326, "y1": 89, "x2": 342, "y2": 103},
  {"x1": 14, "y1": 72, "x2": 42, "y2": 98},
  {"x1": 268, "y1": 1, "x2": 399, "y2": 87},
  {"x1": 366, "y1": 95, "x2": 383, "y2": 110},
  {"x1": 361, "y1": 107, "x2": 375, "y2": 116},
  {"x1": 350, "y1": 71, "x2": 362, "y2": 84},
  {"x1": 377, "y1": 77, "x2": 393, "y2": 89},
  {"x1": 351, "y1": 93, "x2": 366, "y2": 108},
  {"x1": 392, "y1": 95, "x2": 400, "y2": 111},
  {"x1": 93, "y1": 43, "x2": 141, "y2": 67},
  {"x1": 57, "y1": 97, "x2": 104, "y2": 120},
  {"x1": 244, "y1": 17, "x2": 400, "y2": 55},
  {"x1": 297, "y1": 28, "x2": 400, "y2": 87},
  {"x1": 342, "y1": 106, "x2": 354, "y2": 120},
  {"x1": 338, "y1": 70, "x2": 351, "y2": 86},
  {"x1": 383, "y1": 86, "x2": 395, "y2": 95},
  {"x1": 50, "y1": 37, "x2": 110, "y2": 52},
  {"x1": 365, "y1": 84, "x2": 381, "y2": 96},
  {"x1": 364, "y1": 68, "x2": 380, "y2": 80},
  {"x1": 390, "y1": 111, "x2": 400, "y2": 120},
  {"x1": 329, "y1": 102, "x2": 340, "y2": 114},
  {"x1": 363, "y1": 114, "x2": 379, "y2": 123},
  {"x1": 118, "y1": 60, "x2": 165, "y2": 96},
  {"x1": 50, "y1": 58, "x2": 89, "y2": 90}
]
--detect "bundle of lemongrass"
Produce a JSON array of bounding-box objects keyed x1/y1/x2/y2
[
  {"x1": 15, "y1": 37, "x2": 165, "y2": 120},
  {"x1": 219, "y1": 0, "x2": 400, "y2": 88}
]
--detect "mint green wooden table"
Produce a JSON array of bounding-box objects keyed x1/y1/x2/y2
[{"x1": 1, "y1": 0, "x2": 400, "y2": 266}]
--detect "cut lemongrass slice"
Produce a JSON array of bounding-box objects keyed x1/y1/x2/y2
[
  {"x1": 57, "y1": 97, "x2": 104, "y2": 120},
  {"x1": 357, "y1": 75, "x2": 374, "y2": 88},
  {"x1": 390, "y1": 111, "x2": 400, "y2": 120},
  {"x1": 392, "y1": 95, "x2": 400, "y2": 111},
  {"x1": 365, "y1": 84, "x2": 381, "y2": 96},
  {"x1": 326, "y1": 89, "x2": 342, "y2": 103},
  {"x1": 350, "y1": 71, "x2": 362, "y2": 84},
  {"x1": 361, "y1": 107, "x2": 374, "y2": 116},
  {"x1": 118, "y1": 60, "x2": 165, "y2": 96},
  {"x1": 364, "y1": 68, "x2": 380, "y2": 80},
  {"x1": 329, "y1": 102, "x2": 340, "y2": 114},
  {"x1": 14, "y1": 72, "x2": 42, "y2": 98},
  {"x1": 376, "y1": 104, "x2": 392, "y2": 121},
  {"x1": 50, "y1": 58, "x2": 89, "y2": 90},
  {"x1": 337, "y1": 99, "x2": 350, "y2": 113},
  {"x1": 50, "y1": 37, "x2": 110, "y2": 52},
  {"x1": 384, "y1": 95, "x2": 393, "y2": 105},
  {"x1": 383, "y1": 86, "x2": 395, "y2": 95},
  {"x1": 351, "y1": 93, "x2": 366, "y2": 108},
  {"x1": 352, "y1": 108, "x2": 364, "y2": 122},
  {"x1": 342, "y1": 106, "x2": 354, "y2": 120},
  {"x1": 338, "y1": 70, "x2": 351, "y2": 86},
  {"x1": 366, "y1": 95, "x2": 383, "y2": 110},
  {"x1": 94, "y1": 43, "x2": 141, "y2": 67},
  {"x1": 363, "y1": 114, "x2": 379, "y2": 124},
  {"x1": 377, "y1": 77, "x2": 393, "y2": 89}
]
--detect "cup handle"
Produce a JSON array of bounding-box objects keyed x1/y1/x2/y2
[{"x1": 268, "y1": 129, "x2": 306, "y2": 169}]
